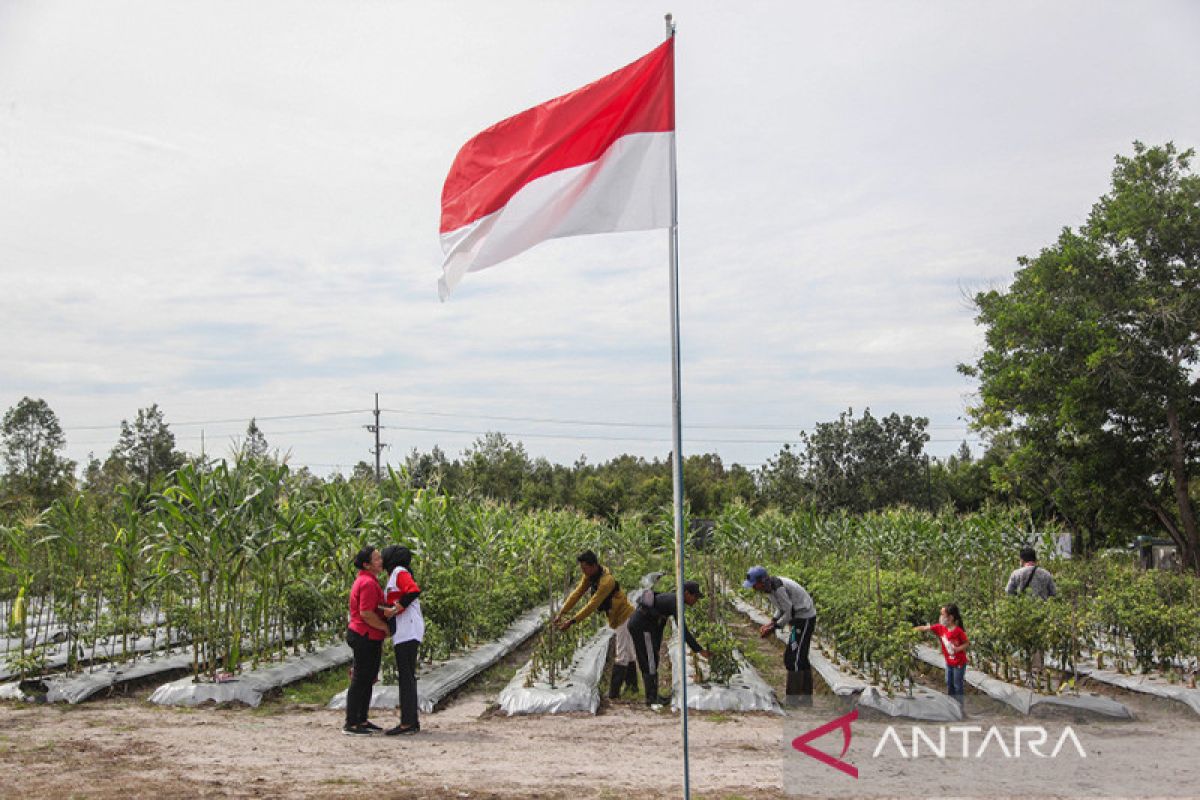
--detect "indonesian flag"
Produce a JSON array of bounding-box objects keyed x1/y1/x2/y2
[{"x1": 438, "y1": 39, "x2": 675, "y2": 299}]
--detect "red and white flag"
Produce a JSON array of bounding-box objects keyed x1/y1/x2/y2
[{"x1": 438, "y1": 39, "x2": 675, "y2": 299}]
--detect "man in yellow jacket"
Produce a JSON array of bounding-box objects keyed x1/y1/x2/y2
[{"x1": 554, "y1": 550, "x2": 638, "y2": 699}]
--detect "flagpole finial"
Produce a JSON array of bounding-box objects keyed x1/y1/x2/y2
[{"x1": 664, "y1": 13, "x2": 675, "y2": 37}]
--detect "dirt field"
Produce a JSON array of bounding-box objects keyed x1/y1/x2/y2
[
  {"x1": 0, "y1": 693, "x2": 790, "y2": 800},
  {"x1": 2, "y1": 625, "x2": 1198, "y2": 800},
  {"x1": 2, "y1": 684, "x2": 1200, "y2": 800}
]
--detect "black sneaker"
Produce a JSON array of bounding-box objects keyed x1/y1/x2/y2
[
  {"x1": 361, "y1": 721, "x2": 383, "y2": 732},
  {"x1": 384, "y1": 723, "x2": 420, "y2": 736},
  {"x1": 342, "y1": 724, "x2": 373, "y2": 735}
]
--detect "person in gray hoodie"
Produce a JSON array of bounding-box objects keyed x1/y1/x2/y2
[{"x1": 745, "y1": 565, "x2": 816, "y2": 706}]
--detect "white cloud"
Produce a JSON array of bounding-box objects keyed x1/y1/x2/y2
[{"x1": 1, "y1": 0, "x2": 1197, "y2": 474}]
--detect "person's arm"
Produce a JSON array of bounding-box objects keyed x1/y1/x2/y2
[
  {"x1": 913, "y1": 624, "x2": 932, "y2": 632},
  {"x1": 394, "y1": 572, "x2": 421, "y2": 613},
  {"x1": 356, "y1": 584, "x2": 389, "y2": 633},
  {"x1": 567, "y1": 573, "x2": 616, "y2": 626},
  {"x1": 557, "y1": 574, "x2": 588, "y2": 619},
  {"x1": 1045, "y1": 574, "x2": 1057, "y2": 598},
  {"x1": 1005, "y1": 570, "x2": 1019, "y2": 596},
  {"x1": 361, "y1": 608, "x2": 389, "y2": 632},
  {"x1": 771, "y1": 585, "x2": 794, "y2": 628}
]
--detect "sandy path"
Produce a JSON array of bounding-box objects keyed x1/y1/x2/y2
[
  {"x1": 1, "y1": 686, "x2": 1198, "y2": 799},
  {"x1": 0, "y1": 694, "x2": 787, "y2": 799}
]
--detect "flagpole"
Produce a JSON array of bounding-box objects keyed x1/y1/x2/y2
[{"x1": 663, "y1": 12, "x2": 690, "y2": 800}]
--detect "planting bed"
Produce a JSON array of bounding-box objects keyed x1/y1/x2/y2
[
  {"x1": 149, "y1": 640, "x2": 352, "y2": 707},
  {"x1": 911, "y1": 642, "x2": 1132, "y2": 717},
  {"x1": 729, "y1": 594, "x2": 962, "y2": 721},
  {"x1": 498, "y1": 627, "x2": 613, "y2": 715},
  {"x1": 1063, "y1": 655, "x2": 1200, "y2": 716},
  {"x1": 664, "y1": 627, "x2": 781, "y2": 714},
  {"x1": 328, "y1": 602, "x2": 550, "y2": 713}
]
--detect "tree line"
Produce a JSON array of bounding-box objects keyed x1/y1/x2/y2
[{"x1": 0, "y1": 396, "x2": 1047, "y2": 529}]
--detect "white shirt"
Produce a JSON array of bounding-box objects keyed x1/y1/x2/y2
[{"x1": 385, "y1": 566, "x2": 425, "y2": 645}]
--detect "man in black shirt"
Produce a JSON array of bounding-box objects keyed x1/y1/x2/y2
[{"x1": 626, "y1": 580, "x2": 710, "y2": 706}]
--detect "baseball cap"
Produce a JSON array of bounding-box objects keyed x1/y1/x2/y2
[
  {"x1": 682, "y1": 580, "x2": 703, "y2": 598},
  {"x1": 743, "y1": 565, "x2": 768, "y2": 588}
]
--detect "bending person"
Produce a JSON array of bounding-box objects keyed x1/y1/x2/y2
[
  {"x1": 745, "y1": 565, "x2": 817, "y2": 706},
  {"x1": 626, "y1": 580, "x2": 709, "y2": 707},
  {"x1": 554, "y1": 550, "x2": 638, "y2": 699}
]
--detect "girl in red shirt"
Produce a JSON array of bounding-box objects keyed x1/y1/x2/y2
[{"x1": 915, "y1": 604, "x2": 968, "y2": 707}]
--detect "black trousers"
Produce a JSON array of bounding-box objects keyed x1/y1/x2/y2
[
  {"x1": 345, "y1": 628, "x2": 382, "y2": 727},
  {"x1": 784, "y1": 615, "x2": 816, "y2": 671},
  {"x1": 627, "y1": 614, "x2": 666, "y2": 677},
  {"x1": 393, "y1": 639, "x2": 420, "y2": 728}
]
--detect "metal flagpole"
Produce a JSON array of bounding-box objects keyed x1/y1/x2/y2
[{"x1": 663, "y1": 12, "x2": 689, "y2": 800}]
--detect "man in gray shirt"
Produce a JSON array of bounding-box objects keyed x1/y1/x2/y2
[
  {"x1": 745, "y1": 566, "x2": 816, "y2": 706},
  {"x1": 1005, "y1": 547, "x2": 1057, "y2": 600},
  {"x1": 1005, "y1": 546, "x2": 1056, "y2": 676}
]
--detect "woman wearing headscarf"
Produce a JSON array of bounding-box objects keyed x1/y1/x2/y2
[
  {"x1": 343, "y1": 545, "x2": 394, "y2": 735},
  {"x1": 381, "y1": 545, "x2": 423, "y2": 735}
]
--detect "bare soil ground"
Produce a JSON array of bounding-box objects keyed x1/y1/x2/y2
[
  {"x1": 1, "y1": 625, "x2": 1198, "y2": 800},
  {"x1": 0, "y1": 693, "x2": 788, "y2": 800},
  {"x1": 2, "y1": 686, "x2": 1199, "y2": 800}
]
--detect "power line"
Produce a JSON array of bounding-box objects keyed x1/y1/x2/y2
[
  {"x1": 360, "y1": 422, "x2": 982, "y2": 447},
  {"x1": 69, "y1": 424, "x2": 362, "y2": 447},
  {"x1": 380, "y1": 406, "x2": 973, "y2": 432},
  {"x1": 65, "y1": 408, "x2": 371, "y2": 432},
  {"x1": 64, "y1": 404, "x2": 975, "y2": 437}
]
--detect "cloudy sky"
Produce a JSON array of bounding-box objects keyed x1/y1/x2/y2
[{"x1": 2, "y1": 1, "x2": 1197, "y2": 475}]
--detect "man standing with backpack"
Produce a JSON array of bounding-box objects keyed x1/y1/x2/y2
[
  {"x1": 1005, "y1": 546, "x2": 1057, "y2": 676},
  {"x1": 554, "y1": 550, "x2": 639, "y2": 699},
  {"x1": 1005, "y1": 547, "x2": 1057, "y2": 599}
]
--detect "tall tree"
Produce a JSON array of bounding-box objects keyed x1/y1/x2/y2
[
  {"x1": 241, "y1": 418, "x2": 270, "y2": 461},
  {"x1": 1, "y1": 397, "x2": 75, "y2": 508},
  {"x1": 798, "y1": 408, "x2": 931, "y2": 512},
  {"x1": 403, "y1": 446, "x2": 459, "y2": 492},
  {"x1": 110, "y1": 404, "x2": 184, "y2": 486},
  {"x1": 961, "y1": 142, "x2": 1199, "y2": 571},
  {"x1": 758, "y1": 443, "x2": 807, "y2": 512},
  {"x1": 462, "y1": 432, "x2": 530, "y2": 501}
]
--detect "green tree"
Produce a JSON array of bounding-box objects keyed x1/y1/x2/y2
[
  {"x1": 241, "y1": 418, "x2": 270, "y2": 461},
  {"x1": 758, "y1": 442, "x2": 807, "y2": 511},
  {"x1": 961, "y1": 142, "x2": 1199, "y2": 571},
  {"x1": 81, "y1": 451, "x2": 129, "y2": 499},
  {"x1": 1, "y1": 397, "x2": 75, "y2": 508},
  {"x1": 404, "y1": 446, "x2": 457, "y2": 491},
  {"x1": 350, "y1": 460, "x2": 376, "y2": 483},
  {"x1": 110, "y1": 404, "x2": 184, "y2": 486},
  {"x1": 462, "y1": 432, "x2": 530, "y2": 501},
  {"x1": 799, "y1": 408, "x2": 931, "y2": 512}
]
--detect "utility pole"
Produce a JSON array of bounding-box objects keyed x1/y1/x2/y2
[
  {"x1": 366, "y1": 393, "x2": 387, "y2": 483},
  {"x1": 925, "y1": 454, "x2": 933, "y2": 512}
]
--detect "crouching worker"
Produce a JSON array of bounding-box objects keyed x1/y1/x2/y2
[
  {"x1": 626, "y1": 580, "x2": 710, "y2": 707},
  {"x1": 555, "y1": 550, "x2": 638, "y2": 699},
  {"x1": 745, "y1": 566, "x2": 817, "y2": 706}
]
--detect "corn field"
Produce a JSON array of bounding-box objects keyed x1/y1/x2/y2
[
  {"x1": 6, "y1": 461, "x2": 1197, "y2": 700},
  {"x1": 0, "y1": 458, "x2": 675, "y2": 684}
]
